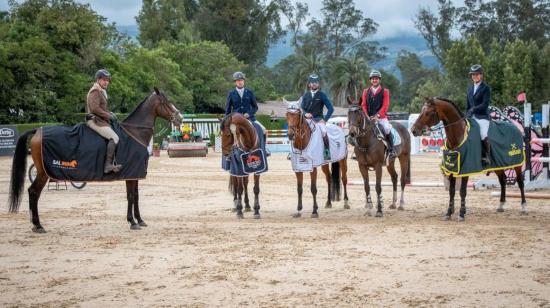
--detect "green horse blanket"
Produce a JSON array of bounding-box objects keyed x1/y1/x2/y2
[{"x1": 441, "y1": 119, "x2": 524, "y2": 177}]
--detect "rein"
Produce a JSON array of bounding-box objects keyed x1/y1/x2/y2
[{"x1": 287, "y1": 110, "x2": 316, "y2": 153}]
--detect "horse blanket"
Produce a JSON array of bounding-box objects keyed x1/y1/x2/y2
[
  {"x1": 440, "y1": 119, "x2": 525, "y2": 177},
  {"x1": 41, "y1": 123, "x2": 149, "y2": 181},
  {"x1": 221, "y1": 122, "x2": 268, "y2": 177},
  {"x1": 290, "y1": 121, "x2": 347, "y2": 172}
]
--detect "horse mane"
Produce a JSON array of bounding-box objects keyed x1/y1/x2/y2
[
  {"x1": 123, "y1": 94, "x2": 151, "y2": 123},
  {"x1": 434, "y1": 97, "x2": 464, "y2": 117}
]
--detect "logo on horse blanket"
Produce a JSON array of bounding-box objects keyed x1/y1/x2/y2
[
  {"x1": 41, "y1": 123, "x2": 149, "y2": 181},
  {"x1": 441, "y1": 119, "x2": 524, "y2": 177},
  {"x1": 221, "y1": 121, "x2": 269, "y2": 177}
]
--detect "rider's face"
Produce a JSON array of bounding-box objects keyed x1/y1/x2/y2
[
  {"x1": 235, "y1": 79, "x2": 245, "y2": 88},
  {"x1": 309, "y1": 82, "x2": 319, "y2": 91},
  {"x1": 97, "y1": 77, "x2": 110, "y2": 89},
  {"x1": 370, "y1": 77, "x2": 380, "y2": 87},
  {"x1": 470, "y1": 73, "x2": 482, "y2": 83}
]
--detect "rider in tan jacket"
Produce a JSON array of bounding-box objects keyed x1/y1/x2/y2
[{"x1": 86, "y1": 69, "x2": 122, "y2": 173}]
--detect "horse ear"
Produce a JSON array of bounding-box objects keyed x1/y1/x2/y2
[{"x1": 154, "y1": 87, "x2": 160, "y2": 95}]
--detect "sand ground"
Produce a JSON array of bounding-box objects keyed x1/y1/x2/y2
[{"x1": 0, "y1": 150, "x2": 549, "y2": 307}]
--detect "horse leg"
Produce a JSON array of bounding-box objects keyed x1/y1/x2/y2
[
  {"x1": 358, "y1": 164, "x2": 372, "y2": 212},
  {"x1": 321, "y1": 164, "x2": 332, "y2": 208},
  {"x1": 253, "y1": 175, "x2": 261, "y2": 219},
  {"x1": 132, "y1": 181, "x2": 147, "y2": 227},
  {"x1": 515, "y1": 166, "x2": 527, "y2": 214},
  {"x1": 293, "y1": 172, "x2": 304, "y2": 218},
  {"x1": 235, "y1": 177, "x2": 244, "y2": 219},
  {"x1": 386, "y1": 162, "x2": 398, "y2": 210},
  {"x1": 341, "y1": 159, "x2": 349, "y2": 209},
  {"x1": 28, "y1": 173, "x2": 48, "y2": 233},
  {"x1": 458, "y1": 177, "x2": 468, "y2": 222},
  {"x1": 126, "y1": 180, "x2": 140, "y2": 230},
  {"x1": 445, "y1": 175, "x2": 456, "y2": 220},
  {"x1": 375, "y1": 165, "x2": 383, "y2": 217},
  {"x1": 244, "y1": 176, "x2": 252, "y2": 212},
  {"x1": 311, "y1": 167, "x2": 319, "y2": 218},
  {"x1": 398, "y1": 155, "x2": 408, "y2": 210},
  {"x1": 496, "y1": 171, "x2": 506, "y2": 212}
]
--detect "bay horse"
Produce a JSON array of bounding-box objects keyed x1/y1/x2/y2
[
  {"x1": 411, "y1": 97, "x2": 526, "y2": 221},
  {"x1": 285, "y1": 104, "x2": 349, "y2": 218},
  {"x1": 347, "y1": 97, "x2": 411, "y2": 217},
  {"x1": 220, "y1": 113, "x2": 262, "y2": 219},
  {"x1": 8, "y1": 88, "x2": 182, "y2": 232}
]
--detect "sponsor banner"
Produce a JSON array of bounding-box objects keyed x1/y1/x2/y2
[{"x1": 0, "y1": 125, "x2": 18, "y2": 156}]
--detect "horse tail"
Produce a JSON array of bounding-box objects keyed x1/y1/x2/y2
[
  {"x1": 330, "y1": 161, "x2": 341, "y2": 201},
  {"x1": 8, "y1": 129, "x2": 36, "y2": 213}
]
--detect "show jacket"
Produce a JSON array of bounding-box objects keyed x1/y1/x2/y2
[
  {"x1": 225, "y1": 88, "x2": 258, "y2": 121},
  {"x1": 86, "y1": 83, "x2": 111, "y2": 127},
  {"x1": 466, "y1": 81, "x2": 490, "y2": 120},
  {"x1": 361, "y1": 86, "x2": 390, "y2": 118},
  {"x1": 300, "y1": 90, "x2": 334, "y2": 122}
]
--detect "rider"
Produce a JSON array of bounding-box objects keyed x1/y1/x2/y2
[
  {"x1": 466, "y1": 64, "x2": 491, "y2": 165},
  {"x1": 300, "y1": 74, "x2": 334, "y2": 161},
  {"x1": 225, "y1": 71, "x2": 268, "y2": 154},
  {"x1": 361, "y1": 70, "x2": 396, "y2": 159},
  {"x1": 86, "y1": 69, "x2": 122, "y2": 174}
]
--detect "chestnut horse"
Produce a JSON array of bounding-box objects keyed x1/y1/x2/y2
[
  {"x1": 8, "y1": 88, "x2": 182, "y2": 232},
  {"x1": 347, "y1": 98, "x2": 411, "y2": 217},
  {"x1": 220, "y1": 113, "x2": 262, "y2": 219},
  {"x1": 285, "y1": 105, "x2": 349, "y2": 218},
  {"x1": 411, "y1": 97, "x2": 526, "y2": 221}
]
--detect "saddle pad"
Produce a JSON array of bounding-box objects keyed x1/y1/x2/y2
[{"x1": 41, "y1": 123, "x2": 149, "y2": 181}]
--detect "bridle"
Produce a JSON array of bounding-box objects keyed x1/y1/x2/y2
[
  {"x1": 286, "y1": 108, "x2": 315, "y2": 141},
  {"x1": 419, "y1": 98, "x2": 465, "y2": 134},
  {"x1": 222, "y1": 114, "x2": 258, "y2": 152}
]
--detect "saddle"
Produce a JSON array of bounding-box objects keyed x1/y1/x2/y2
[
  {"x1": 41, "y1": 123, "x2": 149, "y2": 182},
  {"x1": 373, "y1": 123, "x2": 402, "y2": 158}
]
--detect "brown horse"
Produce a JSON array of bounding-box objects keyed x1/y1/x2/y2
[
  {"x1": 347, "y1": 98, "x2": 411, "y2": 217},
  {"x1": 8, "y1": 88, "x2": 182, "y2": 232},
  {"x1": 285, "y1": 106, "x2": 349, "y2": 218},
  {"x1": 220, "y1": 113, "x2": 262, "y2": 219},
  {"x1": 411, "y1": 97, "x2": 526, "y2": 221}
]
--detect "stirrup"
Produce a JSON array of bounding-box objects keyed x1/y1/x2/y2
[{"x1": 323, "y1": 149, "x2": 331, "y2": 160}]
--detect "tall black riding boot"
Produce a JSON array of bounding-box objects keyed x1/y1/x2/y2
[
  {"x1": 386, "y1": 133, "x2": 397, "y2": 159},
  {"x1": 104, "y1": 139, "x2": 122, "y2": 174},
  {"x1": 481, "y1": 138, "x2": 491, "y2": 165},
  {"x1": 322, "y1": 135, "x2": 331, "y2": 160}
]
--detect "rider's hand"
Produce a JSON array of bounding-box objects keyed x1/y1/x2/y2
[
  {"x1": 243, "y1": 113, "x2": 250, "y2": 119},
  {"x1": 305, "y1": 113, "x2": 313, "y2": 119},
  {"x1": 370, "y1": 114, "x2": 379, "y2": 121},
  {"x1": 466, "y1": 109, "x2": 474, "y2": 118},
  {"x1": 109, "y1": 112, "x2": 118, "y2": 123}
]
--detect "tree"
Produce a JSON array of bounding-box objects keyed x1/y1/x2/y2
[
  {"x1": 282, "y1": 1, "x2": 308, "y2": 47},
  {"x1": 328, "y1": 54, "x2": 369, "y2": 106},
  {"x1": 414, "y1": 0, "x2": 457, "y2": 64},
  {"x1": 396, "y1": 51, "x2": 438, "y2": 110}
]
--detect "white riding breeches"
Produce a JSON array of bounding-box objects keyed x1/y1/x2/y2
[
  {"x1": 473, "y1": 116, "x2": 490, "y2": 139},
  {"x1": 254, "y1": 120, "x2": 266, "y2": 134},
  {"x1": 86, "y1": 120, "x2": 119, "y2": 144},
  {"x1": 377, "y1": 118, "x2": 392, "y2": 135},
  {"x1": 316, "y1": 120, "x2": 327, "y2": 136}
]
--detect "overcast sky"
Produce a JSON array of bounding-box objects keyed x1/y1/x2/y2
[{"x1": 0, "y1": 0, "x2": 462, "y2": 39}]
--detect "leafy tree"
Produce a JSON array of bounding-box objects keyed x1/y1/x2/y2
[
  {"x1": 414, "y1": 0, "x2": 456, "y2": 64},
  {"x1": 395, "y1": 51, "x2": 438, "y2": 110},
  {"x1": 328, "y1": 54, "x2": 369, "y2": 106}
]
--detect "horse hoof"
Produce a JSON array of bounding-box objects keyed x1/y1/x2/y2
[
  {"x1": 325, "y1": 204, "x2": 332, "y2": 209},
  {"x1": 389, "y1": 204, "x2": 396, "y2": 210},
  {"x1": 397, "y1": 206, "x2": 404, "y2": 211},
  {"x1": 375, "y1": 211, "x2": 383, "y2": 218},
  {"x1": 138, "y1": 221, "x2": 148, "y2": 227},
  {"x1": 344, "y1": 204, "x2": 350, "y2": 209},
  {"x1": 496, "y1": 208, "x2": 505, "y2": 213},
  {"x1": 253, "y1": 214, "x2": 261, "y2": 219},
  {"x1": 457, "y1": 216, "x2": 465, "y2": 222},
  {"x1": 311, "y1": 213, "x2": 319, "y2": 218},
  {"x1": 292, "y1": 212, "x2": 302, "y2": 218},
  {"x1": 130, "y1": 224, "x2": 141, "y2": 230},
  {"x1": 443, "y1": 215, "x2": 451, "y2": 221},
  {"x1": 32, "y1": 226, "x2": 46, "y2": 233},
  {"x1": 236, "y1": 213, "x2": 244, "y2": 219},
  {"x1": 244, "y1": 207, "x2": 252, "y2": 212}
]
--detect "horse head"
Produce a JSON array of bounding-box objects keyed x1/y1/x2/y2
[
  {"x1": 152, "y1": 87, "x2": 183, "y2": 127},
  {"x1": 411, "y1": 96, "x2": 440, "y2": 137},
  {"x1": 284, "y1": 97, "x2": 303, "y2": 142},
  {"x1": 219, "y1": 113, "x2": 257, "y2": 155},
  {"x1": 346, "y1": 96, "x2": 377, "y2": 140}
]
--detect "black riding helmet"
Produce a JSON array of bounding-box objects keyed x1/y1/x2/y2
[
  {"x1": 469, "y1": 64, "x2": 483, "y2": 75},
  {"x1": 95, "y1": 69, "x2": 111, "y2": 80}
]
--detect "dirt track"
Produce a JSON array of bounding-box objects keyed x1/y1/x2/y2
[{"x1": 1, "y1": 151, "x2": 549, "y2": 307}]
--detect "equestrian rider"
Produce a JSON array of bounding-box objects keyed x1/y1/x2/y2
[
  {"x1": 225, "y1": 72, "x2": 268, "y2": 153},
  {"x1": 361, "y1": 70, "x2": 396, "y2": 159},
  {"x1": 300, "y1": 74, "x2": 334, "y2": 161},
  {"x1": 86, "y1": 69, "x2": 122, "y2": 173},
  {"x1": 466, "y1": 64, "x2": 491, "y2": 165}
]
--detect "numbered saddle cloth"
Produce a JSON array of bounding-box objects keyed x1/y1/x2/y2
[
  {"x1": 41, "y1": 123, "x2": 149, "y2": 182},
  {"x1": 289, "y1": 121, "x2": 347, "y2": 172},
  {"x1": 440, "y1": 119, "x2": 524, "y2": 177},
  {"x1": 221, "y1": 121, "x2": 268, "y2": 177}
]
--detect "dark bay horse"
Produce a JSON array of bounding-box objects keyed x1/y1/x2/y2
[
  {"x1": 347, "y1": 98, "x2": 411, "y2": 217},
  {"x1": 411, "y1": 97, "x2": 526, "y2": 221},
  {"x1": 220, "y1": 113, "x2": 262, "y2": 219},
  {"x1": 8, "y1": 88, "x2": 182, "y2": 232},
  {"x1": 285, "y1": 105, "x2": 349, "y2": 218}
]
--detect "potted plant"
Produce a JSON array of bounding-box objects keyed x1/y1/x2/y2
[{"x1": 152, "y1": 143, "x2": 161, "y2": 157}]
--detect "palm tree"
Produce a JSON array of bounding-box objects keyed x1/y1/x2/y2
[
  {"x1": 291, "y1": 51, "x2": 323, "y2": 94},
  {"x1": 328, "y1": 54, "x2": 369, "y2": 106}
]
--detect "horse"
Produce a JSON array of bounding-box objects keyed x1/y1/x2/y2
[
  {"x1": 347, "y1": 97, "x2": 411, "y2": 217},
  {"x1": 8, "y1": 88, "x2": 182, "y2": 232},
  {"x1": 285, "y1": 102, "x2": 349, "y2": 218},
  {"x1": 220, "y1": 113, "x2": 262, "y2": 219},
  {"x1": 410, "y1": 97, "x2": 526, "y2": 221}
]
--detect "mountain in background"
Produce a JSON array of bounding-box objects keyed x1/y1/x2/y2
[{"x1": 116, "y1": 25, "x2": 439, "y2": 79}]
